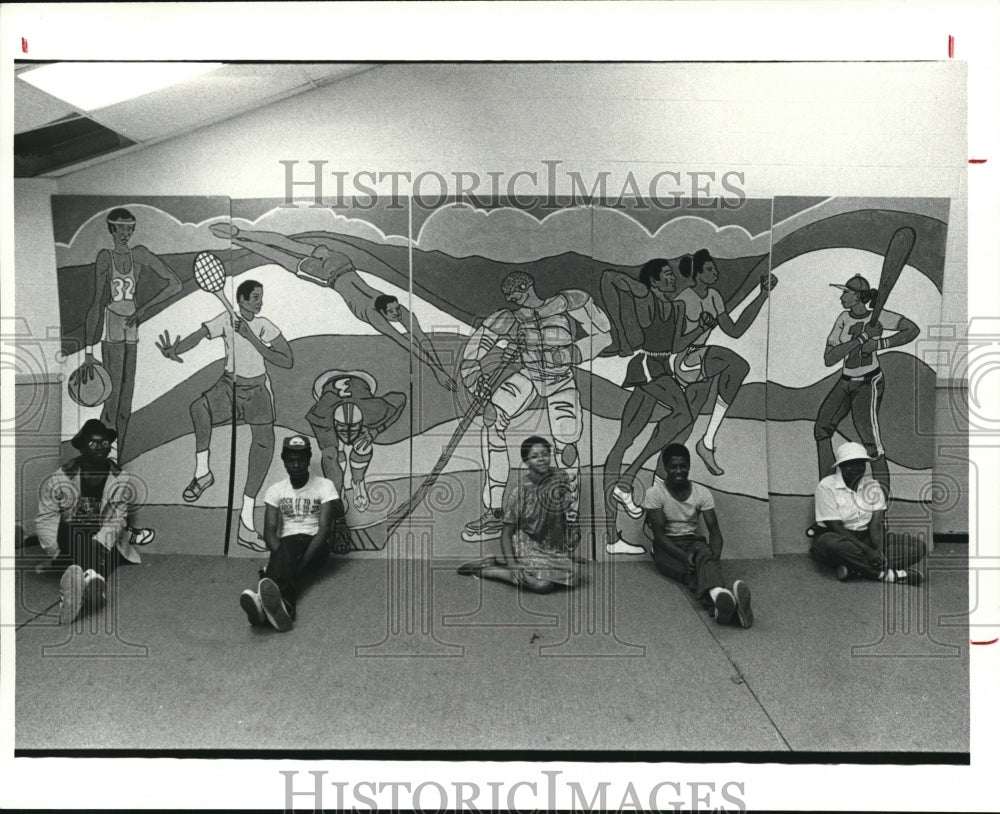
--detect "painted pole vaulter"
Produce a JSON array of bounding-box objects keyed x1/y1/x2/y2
[
  {"x1": 156, "y1": 267, "x2": 293, "y2": 552},
  {"x1": 456, "y1": 271, "x2": 612, "y2": 544},
  {"x1": 814, "y1": 227, "x2": 919, "y2": 498},
  {"x1": 208, "y1": 223, "x2": 457, "y2": 391},
  {"x1": 76, "y1": 208, "x2": 182, "y2": 461}
]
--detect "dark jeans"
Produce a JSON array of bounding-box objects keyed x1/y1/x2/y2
[
  {"x1": 52, "y1": 520, "x2": 123, "y2": 579},
  {"x1": 811, "y1": 527, "x2": 926, "y2": 579},
  {"x1": 651, "y1": 534, "x2": 723, "y2": 603},
  {"x1": 263, "y1": 533, "x2": 329, "y2": 615}
]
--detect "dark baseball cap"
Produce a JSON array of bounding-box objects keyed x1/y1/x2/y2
[{"x1": 281, "y1": 435, "x2": 312, "y2": 454}]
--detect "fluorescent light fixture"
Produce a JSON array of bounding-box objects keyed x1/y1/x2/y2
[{"x1": 18, "y1": 62, "x2": 222, "y2": 112}]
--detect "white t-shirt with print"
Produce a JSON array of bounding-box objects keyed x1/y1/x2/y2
[{"x1": 263, "y1": 476, "x2": 340, "y2": 538}]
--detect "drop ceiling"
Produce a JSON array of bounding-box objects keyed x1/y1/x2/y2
[{"x1": 14, "y1": 62, "x2": 375, "y2": 177}]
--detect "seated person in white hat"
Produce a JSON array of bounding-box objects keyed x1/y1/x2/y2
[
  {"x1": 34, "y1": 419, "x2": 154, "y2": 625},
  {"x1": 239, "y1": 435, "x2": 343, "y2": 632},
  {"x1": 811, "y1": 441, "x2": 926, "y2": 584}
]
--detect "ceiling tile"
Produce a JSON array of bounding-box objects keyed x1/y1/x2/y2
[
  {"x1": 87, "y1": 64, "x2": 316, "y2": 142},
  {"x1": 14, "y1": 77, "x2": 79, "y2": 134}
]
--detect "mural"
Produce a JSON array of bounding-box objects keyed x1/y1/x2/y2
[{"x1": 51, "y1": 195, "x2": 946, "y2": 560}]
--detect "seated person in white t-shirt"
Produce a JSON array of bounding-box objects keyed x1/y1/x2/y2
[
  {"x1": 239, "y1": 435, "x2": 343, "y2": 632},
  {"x1": 811, "y1": 441, "x2": 925, "y2": 584},
  {"x1": 642, "y1": 443, "x2": 753, "y2": 628}
]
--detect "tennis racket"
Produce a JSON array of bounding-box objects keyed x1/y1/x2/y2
[{"x1": 193, "y1": 251, "x2": 234, "y2": 317}]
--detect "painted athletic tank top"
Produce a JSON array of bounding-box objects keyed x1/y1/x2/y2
[
  {"x1": 106, "y1": 249, "x2": 138, "y2": 317},
  {"x1": 640, "y1": 298, "x2": 678, "y2": 354}
]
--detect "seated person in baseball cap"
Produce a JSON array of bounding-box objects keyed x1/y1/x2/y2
[
  {"x1": 240, "y1": 435, "x2": 344, "y2": 632},
  {"x1": 34, "y1": 419, "x2": 155, "y2": 625},
  {"x1": 810, "y1": 441, "x2": 926, "y2": 583}
]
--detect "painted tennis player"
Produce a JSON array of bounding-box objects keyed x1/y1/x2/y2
[
  {"x1": 78, "y1": 208, "x2": 182, "y2": 460},
  {"x1": 209, "y1": 224, "x2": 456, "y2": 391},
  {"x1": 156, "y1": 279, "x2": 293, "y2": 551}
]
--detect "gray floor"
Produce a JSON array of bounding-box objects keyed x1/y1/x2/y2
[{"x1": 14, "y1": 545, "x2": 969, "y2": 753}]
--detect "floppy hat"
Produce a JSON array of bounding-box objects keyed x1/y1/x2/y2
[
  {"x1": 832, "y1": 441, "x2": 872, "y2": 468},
  {"x1": 71, "y1": 419, "x2": 117, "y2": 450}
]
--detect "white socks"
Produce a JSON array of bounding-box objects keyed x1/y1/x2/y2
[
  {"x1": 703, "y1": 395, "x2": 729, "y2": 450},
  {"x1": 195, "y1": 451, "x2": 210, "y2": 478},
  {"x1": 241, "y1": 494, "x2": 256, "y2": 529}
]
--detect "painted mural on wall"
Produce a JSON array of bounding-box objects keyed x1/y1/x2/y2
[
  {"x1": 51, "y1": 195, "x2": 946, "y2": 559},
  {"x1": 764, "y1": 197, "x2": 949, "y2": 552}
]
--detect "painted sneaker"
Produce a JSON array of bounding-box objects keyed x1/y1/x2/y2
[
  {"x1": 733, "y1": 579, "x2": 754, "y2": 629},
  {"x1": 713, "y1": 589, "x2": 737, "y2": 625},
  {"x1": 237, "y1": 522, "x2": 267, "y2": 553},
  {"x1": 611, "y1": 485, "x2": 643, "y2": 519},
  {"x1": 258, "y1": 578, "x2": 293, "y2": 632},
  {"x1": 605, "y1": 536, "x2": 646, "y2": 556},
  {"x1": 239, "y1": 589, "x2": 266, "y2": 626},
  {"x1": 696, "y1": 438, "x2": 724, "y2": 476},
  {"x1": 461, "y1": 509, "x2": 504, "y2": 543},
  {"x1": 129, "y1": 527, "x2": 156, "y2": 546},
  {"x1": 82, "y1": 569, "x2": 107, "y2": 609},
  {"x1": 58, "y1": 565, "x2": 85, "y2": 625}
]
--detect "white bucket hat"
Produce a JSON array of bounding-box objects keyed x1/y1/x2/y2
[{"x1": 832, "y1": 441, "x2": 872, "y2": 468}]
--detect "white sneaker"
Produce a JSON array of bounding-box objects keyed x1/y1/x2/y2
[
  {"x1": 611, "y1": 485, "x2": 643, "y2": 519},
  {"x1": 605, "y1": 537, "x2": 646, "y2": 556},
  {"x1": 239, "y1": 589, "x2": 266, "y2": 626},
  {"x1": 58, "y1": 565, "x2": 85, "y2": 625},
  {"x1": 82, "y1": 569, "x2": 107, "y2": 609}
]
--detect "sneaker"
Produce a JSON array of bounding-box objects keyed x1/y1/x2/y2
[
  {"x1": 129, "y1": 526, "x2": 156, "y2": 546},
  {"x1": 733, "y1": 580, "x2": 754, "y2": 629},
  {"x1": 58, "y1": 565, "x2": 85, "y2": 625},
  {"x1": 713, "y1": 589, "x2": 736, "y2": 625},
  {"x1": 82, "y1": 569, "x2": 107, "y2": 609},
  {"x1": 239, "y1": 589, "x2": 266, "y2": 626},
  {"x1": 258, "y1": 577, "x2": 293, "y2": 632},
  {"x1": 896, "y1": 568, "x2": 924, "y2": 587},
  {"x1": 237, "y1": 522, "x2": 267, "y2": 553},
  {"x1": 835, "y1": 565, "x2": 851, "y2": 581},
  {"x1": 696, "y1": 438, "x2": 724, "y2": 476},
  {"x1": 461, "y1": 509, "x2": 504, "y2": 543},
  {"x1": 605, "y1": 536, "x2": 646, "y2": 556},
  {"x1": 611, "y1": 485, "x2": 644, "y2": 519}
]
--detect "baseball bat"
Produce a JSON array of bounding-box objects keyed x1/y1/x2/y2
[{"x1": 868, "y1": 227, "x2": 916, "y2": 325}]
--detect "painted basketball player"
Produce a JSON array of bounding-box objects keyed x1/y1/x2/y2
[{"x1": 79, "y1": 208, "x2": 182, "y2": 459}]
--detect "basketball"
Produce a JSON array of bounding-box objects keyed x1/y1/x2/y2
[{"x1": 67, "y1": 361, "x2": 113, "y2": 407}]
